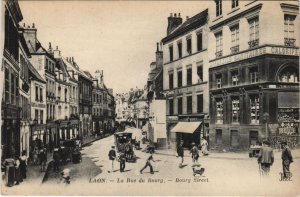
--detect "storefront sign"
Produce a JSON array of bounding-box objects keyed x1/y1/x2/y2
[
  {"x1": 210, "y1": 46, "x2": 299, "y2": 67},
  {"x1": 167, "y1": 116, "x2": 178, "y2": 121},
  {"x1": 31, "y1": 102, "x2": 46, "y2": 108}
]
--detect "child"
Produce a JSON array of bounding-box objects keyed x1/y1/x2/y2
[{"x1": 108, "y1": 146, "x2": 116, "y2": 172}]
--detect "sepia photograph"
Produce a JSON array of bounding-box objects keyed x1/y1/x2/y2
[{"x1": 0, "y1": 0, "x2": 300, "y2": 196}]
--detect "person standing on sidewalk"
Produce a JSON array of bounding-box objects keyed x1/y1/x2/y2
[
  {"x1": 177, "y1": 140, "x2": 184, "y2": 168},
  {"x1": 200, "y1": 138, "x2": 209, "y2": 156},
  {"x1": 108, "y1": 146, "x2": 116, "y2": 172},
  {"x1": 14, "y1": 155, "x2": 22, "y2": 185},
  {"x1": 140, "y1": 152, "x2": 155, "y2": 174},
  {"x1": 40, "y1": 147, "x2": 47, "y2": 172},
  {"x1": 257, "y1": 140, "x2": 274, "y2": 176},
  {"x1": 53, "y1": 148, "x2": 60, "y2": 173},
  {"x1": 19, "y1": 150, "x2": 28, "y2": 180},
  {"x1": 119, "y1": 153, "x2": 126, "y2": 172},
  {"x1": 281, "y1": 141, "x2": 293, "y2": 179},
  {"x1": 190, "y1": 143, "x2": 199, "y2": 165}
]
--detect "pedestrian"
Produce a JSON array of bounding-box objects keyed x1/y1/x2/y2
[
  {"x1": 190, "y1": 143, "x2": 199, "y2": 165},
  {"x1": 53, "y1": 148, "x2": 60, "y2": 172},
  {"x1": 14, "y1": 155, "x2": 22, "y2": 185},
  {"x1": 19, "y1": 150, "x2": 27, "y2": 180},
  {"x1": 119, "y1": 153, "x2": 126, "y2": 172},
  {"x1": 40, "y1": 148, "x2": 47, "y2": 172},
  {"x1": 140, "y1": 152, "x2": 156, "y2": 174},
  {"x1": 200, "y1": 137, "x2": 209, "y2": 156},
  {"x1": 176, "y1": 140, "x2": 184, "y2": 168},
  {"x1": 257, "y1": 140, "x2": 274, "y2": 176},
  {"x1": 108, "y1": 146, "x2": 116, "y2": 172},
  {"x1": 32, "y1": 146, "x2": 39, "y2": 165},
  {"x1": 281, "y1": 141, "x2": 293, "y2": 179}
]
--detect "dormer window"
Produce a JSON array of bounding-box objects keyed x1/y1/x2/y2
[{"x1": 215, "y1": 0, "x2": 222, "y2": 17}]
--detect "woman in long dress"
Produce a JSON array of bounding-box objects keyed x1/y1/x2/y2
[{"x1": 200, "y1": 138, "x2": 209, "y2": 156}]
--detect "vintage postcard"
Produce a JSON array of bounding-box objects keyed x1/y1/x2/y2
[{"x1": 1, "y1": 0, "x2": 300, "y2": 196}]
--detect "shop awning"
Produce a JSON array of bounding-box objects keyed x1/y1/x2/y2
[{"x1": 170, "y1": 121, "x2": 202, "y2": 133}]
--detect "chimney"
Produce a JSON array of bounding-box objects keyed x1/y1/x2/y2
[
  {"x1": 53, "y1": 45, "x2": 61, "y2": 58},
  {"x1": 23, "y1": 22, "x2": 37, "y2": 52},
  {"x1": 48, "y1": 42, "x2": 53, "y2": 54},
  {"x1": 186, "y1": 16, "x2": 189, "y2": 20},
  {"x1": 72, "y1": 57, "x2": 74, "y2": 62},
  {"x1": 167, "y1": 12, "x2": 183, "y2": 35}
]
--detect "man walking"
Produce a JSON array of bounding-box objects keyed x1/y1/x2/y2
[
  {"x1": 53, "y1": 148, "x2": 60, "y2": 173},
  {"x1": 258, "y1": 140, "x2": 274, "y2": 176},
  {"x1": 190, "y1": 143, "x2": 199, "y2": 165},
  {"x1": 108, "y1": 146, "x2": 116, "y2": 172},
  {"x1": 119, "y1": 153, "x2": 126, "y2": 172},
  {"x1": 140, "y1": 152, "x2": 155, "y2": 174},
  {"x1": 177, "y1": 140, "x2": 184, "y2": 168},
  {"x1": 281, "y1": 141, "x2": 293, "y2": 179}
]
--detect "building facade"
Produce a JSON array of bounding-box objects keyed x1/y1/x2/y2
[
  {"x1": 162, "y1": 10, "x2": 210, "y2": 148},
  {"x1": 208, "y1": 0, "x2": 299, "y2": 151}
]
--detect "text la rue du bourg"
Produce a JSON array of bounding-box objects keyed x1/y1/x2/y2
[{"x1": 89, "y1": 177, "x2": 209, "y2": 184}]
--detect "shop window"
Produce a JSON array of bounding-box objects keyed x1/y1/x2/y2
[
  {"x1": 197, "y1": 94, "x2": 203, "y2": 113},
  {"x1": 216, "y1": 74, "x2": 222, "y2": 88},
  {"x1": 216, "y1": 129, "x2": 222, "y2": 145},
  {"x1": 216, "y1": 98, "x2": 223, "y2": 124},
  {"x1": 187, "y1": 37, "x2": 192, "y2": 54},
  {"x1": 197, "y1": 63, "x2": 203, "y2": 82},
  {"x1": 232, "y1": 0, "x2": 238, "y2": 9},
  {"x1": 187, "y1": 95, "x2": 193, "y2": 114},
  {"x1": 169, "y1": 45, "x2": 173, "y2": 61},
  {"x1": 232, "y1": 97, "x2": 240, "y2": 123},
  {"x1": 250, "y1": 95, "x2": 260, "y2": 124},
  {"x1": 187, "y1": 67, "x2": 192, "y2": 86},
  {"x1": 177, "y1": 42, "x2": 182, "y2": 58},
  {"x1": 231, "y1": 70, "x2": 239, "y2": 86},
  {"x1": 169, "y1": 99, "x2": 174, "y2": 115},
  {"x1": 169, "y1": 72, "x2": 174, "y2": 89},
  {"x1": 278, "y1": 66, "x2": 299, "y2": 83},
  {"x1": 248, "y1": 17, "x2": 259, "y2": 48},
  {"x1": 249, "y1": 131, "x2": 258, "y2": 146},
  {"x1": 177, "y1": 70, "x2": 182, "y2": 87},
  {"x1": 284, "y1": 15, "x2": 296, "y2": 47},
  {"x1": 215, "y1": 0, "x2": 222, "y2": 17},
  {"x1": 197, "y1": 32, "x2": 203, "y2": 51},
  {"x1": 250, "y1": 67, "x2": 259, "y2": 83},
  {"x1": 177, "y1": 97, "x2": 182, "y2": 115},
  {"x1": 231, "y1": 130, "x2": 239, "y2": 147},
  {"x1": 230, "y1": 25, "x2": 239, "y2": 54}
]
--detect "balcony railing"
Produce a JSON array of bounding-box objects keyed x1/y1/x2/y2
[
  {"x1": 284, "y1": 38, "x2": 296, "y2": 47},
  {"x1": 230, "y1": 45, "x2": 239, "y2": 54},
  {"x1": 248, "y1": 39, "x2": 259, "y2": 48},
  {"x1": 215, "y1": 50, "x2": 223, "y2": 58}
]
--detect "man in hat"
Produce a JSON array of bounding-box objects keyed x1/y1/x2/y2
[
  {"x1": 177, "y1": 140, "x2": 184, "y2": 168},
  {"x1": 281, "y1": 141, "x2": 293, "y2": 179},
  {"x1": 258, "y1": 140, "x2": 274, "y2": 176},
  {"x1": 108, "y1": 146, "x2": 116, "y2": 172}
]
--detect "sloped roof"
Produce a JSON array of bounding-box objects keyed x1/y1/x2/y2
[
  {"x1": 162, "y1": 9, "x2": 208, "y2": 43},
  {"x1": 28, "y1": 61, "x2": 45, "y2": 83}
]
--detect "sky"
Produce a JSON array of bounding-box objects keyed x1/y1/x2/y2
[{"x1": 19, "y1": 1, "x2": 212, "y2": 94}]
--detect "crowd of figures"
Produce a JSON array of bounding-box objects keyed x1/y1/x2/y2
[{"x1": 258, "y1": 140, "x2": 294, "y2": 179}]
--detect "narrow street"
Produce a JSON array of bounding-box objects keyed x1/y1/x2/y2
[{"x1": 3, "y1": 135, "x2": 300, "y2": 195}]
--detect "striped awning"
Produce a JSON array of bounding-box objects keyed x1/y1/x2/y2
[{"x1": 171, "y1": 122, "x2": 202, "y2": 133}]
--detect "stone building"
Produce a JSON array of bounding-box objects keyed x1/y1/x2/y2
[
  {"x1": 208, "y1": 0, "x2": 299, "y2": 151},
  {"x1": 162, "y1": 10, "x2": 210, "y2": 148}
]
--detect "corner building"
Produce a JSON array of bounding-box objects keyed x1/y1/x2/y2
[
  {"x1": 208, "y1": 0, "x2": 299, "y2": 151},
  {"x1": 162, "y1": 10, "x2": 210, "y2": 148}
]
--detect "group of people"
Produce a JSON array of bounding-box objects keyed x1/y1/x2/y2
[
  {"x1": 177, "y1": 138, "x2": 209, "y2": 168},
  {"x1": 258, "y1": 140, "x2": 293, "y2": 178}
]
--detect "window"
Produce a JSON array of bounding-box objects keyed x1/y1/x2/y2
[
  {"x1": 35, "y1": 109, "x2": 39, "y2": 122},
  {"x1": 248, "y1": 17, "x2": 259, "y2": 48},
  {"x1": 40, "y1": 88, "x2": 43, "y2": 102},
  {"x1": 35, "y1": 86, "x2": 39, "y2": 101},
  {"x1": 216, "y1": 74, "x2": 222, "y2": 88},
  {"x1": 5, "y1": 67, "x2": 9, "y2": 104},
  {"x1": 65, "y1": 88, "x2": 68, "y2": 102},
  {"x1": 177, "y1": 42, "x2": 182, "y2": 58},
  {"x1": 216, "y1": 98, "x2": 223, "y2": 124},
  {"x1": 11, "y1": 73, "x2": 15, "y2": 105},
  {"x1": 230, "y1": 25, "x2": 239, "y2": 53},
  {"x1": 197, "y1": 62, "x2": 203, "y2": 82},
  {"x1": 187, "y1": 37, "x2": 192, "y2": 54},
  {"x1": 231, "y1": 70, "x2": 239, "y2": 86},
  {"x1": 197, "y1": 94, "x2": 203, "y2": 113},
  {"x1": 232, "y1": 97, "x2": 240, "y2": 123},
  {"x1": 40, "y1": 110, "x2": 43, "y2": 124},
  {"x1": 187, "y1": 95, "x2": 193, "y2": 114},
  {"x1": 250, "y1": 95, "x2": 260, "y2": 124},
  {"x1": 216, "y1": 0, "x2": 222, "y2": 17},
  {"x1": 215, "y1": 32, "x2": 223, "y2": 57},
  {"x1": 232, "y1": 0, "x2": 238, "y2": 9},
  {"x1": 169, "y1": 99, "x2": 174, "y2": 115},
  {"x1": 177, "y1": 97, "x2": 182, "y2": 115},
  {"x1": 169, "y1": 72, "x2": 174, "y2": 89},
  {"x1": 169, "y1": 46, "x2": 173, "y2": 61},
  {"x1": 177, "y1": 70, "x2": 182, "y2": 87},
  {"x1": 250, "y1": 67, "x2": 259, "y2": 83},
  {"x1": 284, "y1": 15, "x2": 296, "y2": 46},
  {"x1": 197, "y1": 32, "x2": 203, "y2": 51},
  {"x1": 278, "y1": 66, "x2": 299, "y2": 83},
  {"x1": 230, "y1": 130, "x2": 239, "y2": 147},
  {"x1": 216, "y1": 129, "x2": 222, "y2": 145},
  {"x1": 187, "y1": 67, "x2": 192, "y2": 86}
]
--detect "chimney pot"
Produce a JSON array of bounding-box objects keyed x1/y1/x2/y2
[
  {"x1": 156, "y1": 42, "x2": 159, "y2": 52},
  {"x1": 178, "y1": 13, "x2": 181, "y2": 17},
  {"x1": 23, "y1": 23, "x2": 25, "y2": 27},
  {"x1": 27, "y1": 25, "x2": 30, "y2": 28},
  {"x1": 56, "y1": 46, "x2": 58, "y2": 50},
  {"x1": 174, "y1": 13, "x2": 177, "y2": 17},
  {"x1": 186, "y1": 16, "x2": 189, "y2": 20},
  {"x1": 72, "y1": 57, "x2": 74, "y2": 62},
  {"x1": 49, "y1": 42, "x2": 52, "y2": 49},
  {"x1": 32, "y1": 23, "x2": 35, "y2": 28},
  {"x1": 170, "y1": 13, "x2": 173, "y2": 17},
  {"x1": 66, "y1": 57, "x2": 69, "y2": 61}
]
